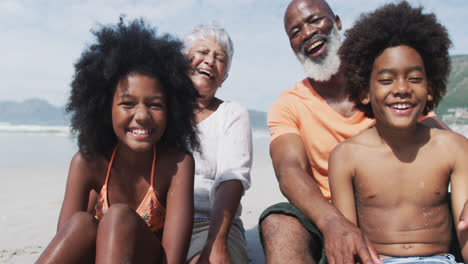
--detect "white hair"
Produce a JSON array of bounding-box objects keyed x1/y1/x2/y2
[{"x1": 183, "y1": 23, "x2": 234, "y2": 77}]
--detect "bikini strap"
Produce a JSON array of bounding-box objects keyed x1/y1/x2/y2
[
  {"x1": 105, "y1": 144, "x2": 156, "y2": 186},
  {"x1": 105, "y1": 145, "x2": 118, "y2": 186},
  {"x1": 151, "y1": 144, "x2": 156, "y2": 187}
]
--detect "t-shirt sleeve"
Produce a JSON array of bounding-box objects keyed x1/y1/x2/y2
[
  {"x1": 267, "y1": 94, "x2": 300, "y2": 142},
  {"x1": 418, "y1": 111, "x2": 436, "y2": 122},
  {"x1": 209, "y1": 103, "x2": 253, "y2": 205}
]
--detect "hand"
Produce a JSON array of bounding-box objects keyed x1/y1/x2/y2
[
  {"x1": 196, "y1": 241, "x2": 233, "y2": 264},
  {"x1": 458, "y1": 200, "x2": 468, "y2": 231},
  {"x1": 322, "y1": 216, "x2": 381, "y2": 264}
]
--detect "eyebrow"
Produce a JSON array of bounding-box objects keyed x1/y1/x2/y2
[
  {"x1": 119, "y1": 93, "x2": 165, "y2": 100},
  {"x1": 376, "y1": 65, "x2": 424, "y2": 75}
]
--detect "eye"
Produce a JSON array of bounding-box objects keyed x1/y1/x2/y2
[
  {"x1": 118, "y1": 101, "x2": 135, "y2": 108},
  {"x1": 197, "y1": 50, "x2": 208, "y2": 55},
  {"x1": 310, "y1": 17, "x2": 322, "y2": 24},
  {"x1": 215, "y1": 55, "x2": 225, "y2": 63},
  {"x1": 378, "y1": 79, "x2": 393, "y2": 85},
  {"x1": 409, "y1": 77, "x2": 424, "y2": 83},
  {"x1": 289, "y1": 28, "x2": 300, "y2": 39},
  {"x1": 149, "y1": 103, "x2": 165, "y2": 110}
]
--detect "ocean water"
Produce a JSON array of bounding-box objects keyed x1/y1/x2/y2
[{"x1": 0, "y1": 124, "x2": 270, "y2": 169}]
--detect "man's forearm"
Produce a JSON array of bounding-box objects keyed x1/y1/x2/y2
[{"x1": 278, "y1": 166, "x2": 343, "y2": 230}]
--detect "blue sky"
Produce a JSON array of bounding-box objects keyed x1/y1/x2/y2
[{"x1": 1, "y1": 0, "x2": 467, "y2": 111}]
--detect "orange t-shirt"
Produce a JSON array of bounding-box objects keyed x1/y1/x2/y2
[{"x1": 268, "y1": 78, "x2": 435, "y2": 200}]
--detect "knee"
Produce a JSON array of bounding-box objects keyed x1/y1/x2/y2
[
  {"x1": 100, "y1": 203, "x2": 140, "y2": 231},
  {"x1": 261, "y1": 213, "x2": 295, "y2": 237}
]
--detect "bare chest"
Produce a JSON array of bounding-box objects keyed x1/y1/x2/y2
[{"x1": 353, "y1": 152, "x2": 451, "y2": 208}]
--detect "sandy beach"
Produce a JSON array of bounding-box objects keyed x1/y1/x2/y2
[{"x1": 0, "y1": 142, "x2": 285, "y2": 264}]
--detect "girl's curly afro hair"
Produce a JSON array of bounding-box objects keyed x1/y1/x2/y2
[
  {"x1": 67, "y1": 17, "x2": 199, "y2": 157},
  {"x1": 340, "y1": 1, "x2": 451, "y2": 118}
]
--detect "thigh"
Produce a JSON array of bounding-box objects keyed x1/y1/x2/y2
[
  {"x1": 96, "y1": 204, "x2": 162, "y2": 264},
  {"x1": 36, "y1": 212, "x2": 97, "y2": 264}
]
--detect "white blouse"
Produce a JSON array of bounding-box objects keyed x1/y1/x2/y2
[{"x1": 193, "y1": 101, "x2": 252, "y2": 224}]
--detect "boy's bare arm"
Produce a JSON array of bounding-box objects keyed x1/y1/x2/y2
[
  {"x1": 449, "y1": 133, "x2": 468, "y2": 261},
  {"x1": 270, "y1": 134, "x2": 380, "y2": 264}
]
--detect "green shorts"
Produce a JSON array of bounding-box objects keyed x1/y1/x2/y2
[{"x1": 258, "y1": 202, "x2": 327, "y2": 264}]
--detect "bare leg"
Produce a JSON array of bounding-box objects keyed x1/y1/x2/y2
[
  {"x1": 36, "y1": 212, "x2": 97, "y2": 264},
  {"x1": 95, "y1": 204, "x2": 162, "y2": 264},
  {"x1": 261, "y1": 214, "x2": 322, "y2": 264}
]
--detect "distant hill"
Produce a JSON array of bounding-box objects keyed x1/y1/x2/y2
[
  {"x1": 3, "y1": 54, "x2": 465, "y2": 127},
  {"x1": 435, "y1": 55, "x2": 468, "y2": 116},
  {"x1": 0, "y1": 98, "x2": 68, "y2": 125},
  {"x1": 0, "y1": 98, "x2": 268, "y2": 129}
]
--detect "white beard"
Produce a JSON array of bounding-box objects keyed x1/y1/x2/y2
[{"x1": 296, "y1": 24, "x2": 341, "y2": 82}]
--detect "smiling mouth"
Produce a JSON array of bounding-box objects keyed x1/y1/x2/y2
[
  {"x1": 306, "y1": 39, "x2": 325, "y2": 54},
  {"x1": 129, "y1": 128, "x2": 153, "y2": 135},
  {"x1": 390, "y1": 103, "x2": 413, "y2": 110},
  {"x1": 197, "y1": 69, "x2": 213, "y2": 79}
]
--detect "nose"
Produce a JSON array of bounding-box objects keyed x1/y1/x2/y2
[
  {"x1": 203, "y1": 52, "x2": 215, "y2": 67},
  {"x1": 134, "y1": 104, "x2": 150, "y2": 123},
  {"x1": 393, "y1": 79, "x2": 411, "y2": 97},
  {"x1": 302, "y1": 23, "x2": 318, "y2": 42}
]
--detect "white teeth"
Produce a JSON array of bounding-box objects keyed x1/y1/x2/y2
[
  {"x1": 198, "y1": 69, "x2": 213, "y2": 78},
  {"x1": 391, "y1": 104, "x2": 411, "y2": 109},
  {"x1": 307, "y1": 40, "x2": 324, "y2": 52},
  {"x1": 131, "y1": 129, "x2": 150, "y2": 135}
]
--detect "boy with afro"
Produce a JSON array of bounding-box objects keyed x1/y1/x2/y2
[{"x1": 329, "y1": 1, "x2": 468, "y2": 263}]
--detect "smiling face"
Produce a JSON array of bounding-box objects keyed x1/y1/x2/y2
[
  {"x1": 364, "y1": 45, "x2": 433, "y2": 129},
  {"x1": 284, "y1": 0, "x2": 341, "y2": 61},
  {"x1": 111, "y1": 73, "x2": 167, "y2": 153},
  {"x1": 187, "y1": 38, "x2": 227, "y2": 100}
]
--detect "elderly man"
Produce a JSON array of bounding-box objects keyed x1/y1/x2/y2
[{"x1": 259, "y1": 0, "x2": 450, "y2": 263}]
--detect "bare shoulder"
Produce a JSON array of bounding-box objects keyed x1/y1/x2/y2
[
  {"x1": 429, "y1": 128, "x2": 468, "y2": 152},
  {"x1": 331, "y1": 127, "x2": 378, "y2": 159},
  {"x1": 157, "y1": 144, "x2": 194, "y2": 176},
  {"x1": 158, "y1": 144, "x2": 193, "y2": 164},
  {"x1": 68, "y1": 151, "x2": 107, "y2": 185}
]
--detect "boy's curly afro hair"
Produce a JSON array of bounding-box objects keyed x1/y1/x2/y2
[
  {"x1": 340, "y1": 1, "x2": 451, "y2": 118},
  {"x1": 66, "y1": 17, "x2": 199, "y2": 157}
]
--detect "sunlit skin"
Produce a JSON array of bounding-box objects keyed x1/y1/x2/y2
[
  {"x1": 187, "y1": 38, "x2": 227, "y2": 124},
  {"x1": 284, "y1": 0, "x2": 342, "y2": 61},
  {"x1": 112, "y1": 73, "x2": 167, "y2": 154},
  {"x1": 36, "y1": 73, "x2": 195, "y2": 264},
  {"x1": 363, "y1": 45, "x2": 433, "y2": 132},
  {"x1": 329, "y1": 46, "x2": 468, "y2": 258},
  {"x1": 185, "y1": 36, "x2": 247, "y2": 264}
]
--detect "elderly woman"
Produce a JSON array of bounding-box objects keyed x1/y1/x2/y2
[{"x1": 183, "y1": 24, "x2": 252, "y2": 264}]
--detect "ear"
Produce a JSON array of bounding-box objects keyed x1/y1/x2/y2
[
  {"x1": 360, "y1": 89, "x2": 370, "y2": 105},
  {"x1": 334, "y1": 15, "x2": 342, "y2": 31},
  {"x1": 426, "y1": 84, "x2": 433, "y2": 102}
]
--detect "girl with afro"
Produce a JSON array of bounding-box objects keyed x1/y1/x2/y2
[
  {"x1": 37, "y1": 17, "x2": 199, "y2": 263},
  {"x1": 329, "y1": 1, "x2": 468, "y2": 263}
]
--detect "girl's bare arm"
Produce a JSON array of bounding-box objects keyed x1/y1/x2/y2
[
  {"x1": 161, "y1": 152, "x2": 195, "y2": 264},
  {"x1": 57, "y1": 152, "x2": 100, "y2": 230}
]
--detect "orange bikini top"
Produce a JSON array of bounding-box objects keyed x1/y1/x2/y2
[{"x1": 94, "y1": 145, "x2": 166, "y2": 232}]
